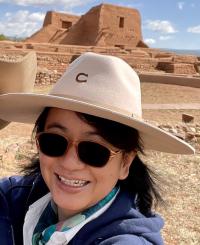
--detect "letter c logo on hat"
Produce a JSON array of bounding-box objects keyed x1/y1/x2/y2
[{"x1": 76, "y1": 73, "x2": 88, "y2": 83}]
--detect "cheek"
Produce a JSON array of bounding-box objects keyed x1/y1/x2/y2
[
  {"x1": 95, "y1": 159, "x2": 124, "y2": 184},
  {"x1": 39, "y1": 153, "x2": 54, "y2": 168},
  {"x1": 39, "y1": 154, "x2": 54, "y2": 185}
]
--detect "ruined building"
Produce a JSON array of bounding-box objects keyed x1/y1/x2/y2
[{"x1": 26, "y1": 4, "x2": 147, "y2": 48}]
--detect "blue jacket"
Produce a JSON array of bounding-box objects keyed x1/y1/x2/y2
[{"x1": 0, "y1": 174, "x2": 164, "y2": 244}]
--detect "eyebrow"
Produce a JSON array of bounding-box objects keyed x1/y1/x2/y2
[
  {"x1": 45, "y1": 122, "x2": 100, "y2": 137},
  {"x1": 45, "y1": 122, "x2": 67, "y2": 132}
]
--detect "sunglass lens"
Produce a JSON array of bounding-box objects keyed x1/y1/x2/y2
[
  {"x1": 78, "y1": 141, "x2": 110, "y2": 167},
  {"x1": 38, "y1": 133, "x2": 67, "y2": 157}
]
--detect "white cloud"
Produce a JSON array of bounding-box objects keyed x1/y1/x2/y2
[
  {"x1": 117, "y1": 2, "x2": 144, "y2": 9},
  {"x1": 177, "y1": 2, "x2": 185, "y2": 10},
  {"x1": 145, "y1": 20, "x2": 177, "y2": 34},
  {"x1": 159, "y1": 35, "x2": 173, "y2": 41},
  {"x1": 0, "y1": 0, "x2": 93, "y2": 37},
  {"x1": 29, "y1": 12, "x2": 45, "y2": 22},
  {"x1": 0, "y1": 0, "x2": 93, "y2": 9},
  {"x1": 187, "y1": 25, "x2": 200, "y2": 34},
  {"x1": 144, "y1": 38, "x2": 156, "y2": 45},
  {"x1": 0, "y1": 10, "x2": 45, "y2": 37}
]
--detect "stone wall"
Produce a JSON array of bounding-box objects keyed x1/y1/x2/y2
[
  {"x1": 0, "y1": 52, "x2": 37, "y2": 94},
  {"x1": 171, "y1": 63, "x2": 197, "y2": 75},
  {"x1": 35, "y1": 70, "x2": 62, "y2": 85},
  {"x1": 173, "y1": 55, "x2": 198, "y2": 64},
  {"x1": 158, "y1": 62, "x2": 197, "y2": 75},
  {"x1": 0, "y1": 42, "x2": 200, "y2": 85},
  {"x1": 36, "y1": 53, "x2": 72, "y2": 73},
  {"x1": 0, "y1": 53, "x2": 24, "y2": 62},
  {"x1": 122, "y1": 56, "x2": 159, "y2": 72}
]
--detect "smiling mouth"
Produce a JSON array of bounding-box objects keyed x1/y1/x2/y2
[{"x1": 57, "y1": 175, "x2": 90, "y2": 187}]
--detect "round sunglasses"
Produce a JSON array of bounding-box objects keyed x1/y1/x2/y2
[{"x1": 36, "y1": 132, "x2": 122, "y2": 167}]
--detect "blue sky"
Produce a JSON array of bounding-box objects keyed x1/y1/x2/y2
[{"x1": 0, "y1": 0, "x2": 199, "y2": 50}]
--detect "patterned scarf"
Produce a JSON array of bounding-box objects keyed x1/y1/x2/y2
[{"x1": 32, "y1": 186, "x2": 119, "y2": 244}]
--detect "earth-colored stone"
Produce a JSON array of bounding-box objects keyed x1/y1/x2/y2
[{"x1": 182, "y1": 114, "x2": 194, "y2": 123}]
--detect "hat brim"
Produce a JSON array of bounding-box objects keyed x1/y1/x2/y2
[{"x1": 0, "y1": 93, "x2": 195, "y2": 154}]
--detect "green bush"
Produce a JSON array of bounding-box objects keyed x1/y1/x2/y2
[{"x1": 0, "y1": 34, "x2": 7, "y2": 41}]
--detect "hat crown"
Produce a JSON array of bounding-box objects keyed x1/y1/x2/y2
[{"x1": 50, "y1": 52, "x2": 142, "y2": 118}]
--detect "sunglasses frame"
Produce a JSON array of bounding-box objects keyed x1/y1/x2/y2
[{"x1": 36, "y1": 131, "x2": 122, "y2": 167}]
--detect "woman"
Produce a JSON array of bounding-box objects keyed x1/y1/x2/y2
[{"x1": 0, "y1": 52, "x2": 194, "y2": 245}]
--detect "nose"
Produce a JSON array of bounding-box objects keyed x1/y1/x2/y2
[{"x1": 58, "y1": 144, "x2": 85, "y2": 170}]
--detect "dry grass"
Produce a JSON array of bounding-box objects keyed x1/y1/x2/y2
[
  {"x1": 0, "y1": 83, "x2": 200, "y2": 244},
  {"x1": 141, "y1": 151, "x2": 200, "y2": 245}
]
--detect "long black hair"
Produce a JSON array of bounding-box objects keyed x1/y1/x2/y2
[{"x1": 22, "y1": 107, "x2": 163, "y2": 216}]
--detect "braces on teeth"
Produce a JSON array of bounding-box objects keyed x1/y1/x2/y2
[{"x1": 59, "y1": 176, "x2": 87, "y2": 186}]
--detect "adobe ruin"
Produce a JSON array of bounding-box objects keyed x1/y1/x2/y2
[
  {"x1": 0, "y1": 2, "x2": 199, "y2": 87},
  {"x1": 26, "y1": 12, "x2": 80, "y2": 43},
  {"x1": 26, "y1": 4, "x2": 147, "y2": 48}
]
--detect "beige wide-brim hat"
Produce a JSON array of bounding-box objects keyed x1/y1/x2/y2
[
  {"x1": 0, "y1": 52, "x2": 195, "y2": 154},
  {"x1": 0, "y1": 51, "x2": 37, "y2": 129}
]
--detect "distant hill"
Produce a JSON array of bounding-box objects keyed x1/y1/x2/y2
[
  {"x1": 0, "y1": 34, "x2": 23, "y2": 42},
  {"x1": 161, "y1": 48, "x2": 200, "y2": 56},
  {"x1": 0, "y1": 34, "x2": 8, "y2": 41}
]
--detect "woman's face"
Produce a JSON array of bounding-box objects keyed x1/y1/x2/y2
[{"x1": 39, "y1": 108, "x2": 134, "y2": 220}]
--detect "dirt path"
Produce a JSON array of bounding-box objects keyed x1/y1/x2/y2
[
  {"x1": 143, "y1": 103, "x2": 200, "y2": 109},
  {"x1": 141, "y1": 82, "x2": 200, "y2": 104}
]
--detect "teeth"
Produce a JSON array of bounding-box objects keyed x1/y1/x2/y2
[{"x1": 59, "y1": 175, "x2": 88, "y2": 187}]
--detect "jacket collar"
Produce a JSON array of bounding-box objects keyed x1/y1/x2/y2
[{"x1": 24, "y1": 173, "x2": 49, "y2": 212}]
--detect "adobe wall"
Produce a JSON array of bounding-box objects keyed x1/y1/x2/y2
[
  {"x1": 157, "y1": 62, "x2": 197, "y2": 75},
  {"x1": 167, "y1": 63, "x2": 197, "y2": 75},
  {"x1": 139, "y1": 73, "x2": 200, "y2": 88},
  {"x1": 43, "y1": 11, "x2": 80, "y2": 28},
  {"x1": 26, "y1": 25, "x2": 59, "y2": 43},
  {"x1": 26, "y1": 11, "x2": 80, "y2": 43},
  {"x1": 172, "y1": 55, "x2": 198, "y2": 64},
  {"x1": 59, "y1": 5, "x2": 100, "y2": 46},
  {"x1": 120, "y1": 55, "x2": 159, "y2": 72},
  {"x1": 58, "y1": 4, "x2": 143, "y2": 47},
  {"x1": 0, "y1": 41, "x2": 199, "y2": 87},
  {"x1": 97, "y1": 4, "x2": 142, "y2": 47},
  {"x1": 26, "y1": 4, "x2": 145, "y2": 48}
]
